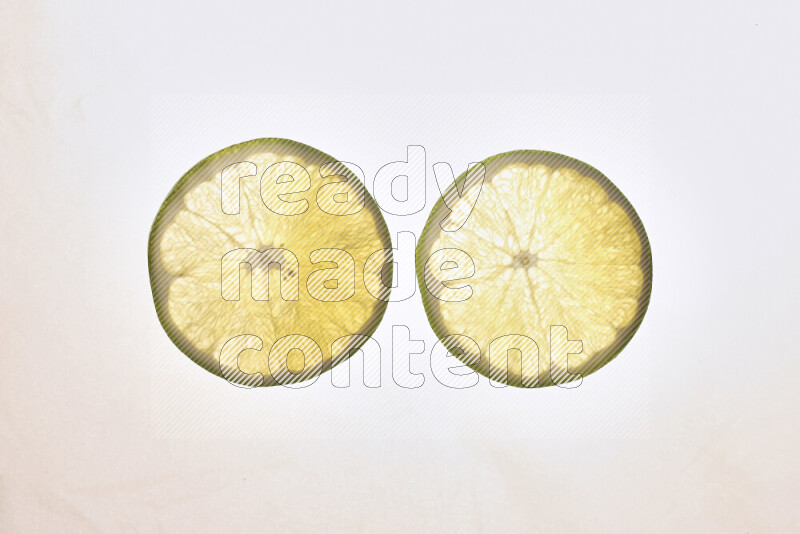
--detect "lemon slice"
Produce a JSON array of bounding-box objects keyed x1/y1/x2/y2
[
  {"x1": 417, "y1": 151, "x2": 652, "y2": 387},
  {"x1": 149, "y1": 139, "x2": 392, "y2": 386}
]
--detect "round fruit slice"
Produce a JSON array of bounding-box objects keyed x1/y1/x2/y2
[
  {"x1": 417, "y1": 151, "x2": 652, "y2": 388},
  {"x1": 149, "y1": 139, "x2": 392, "y2": 386}
]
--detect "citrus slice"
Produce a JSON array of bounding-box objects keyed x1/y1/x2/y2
[
  {"x1": 149, "y1": 139, "x2": 392, "y2": 386},
  {"x1": 417, "y1": 151, "x2": 652, "y2": 387}
]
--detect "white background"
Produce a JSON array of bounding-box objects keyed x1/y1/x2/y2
[{"x1": 2, "y1": 0, "x2": 798, "y2": 532}]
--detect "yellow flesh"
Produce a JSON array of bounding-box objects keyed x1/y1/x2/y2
[
  {"x1": 158, "y1": 151, "x2": 387, "y2": 384},
  {"x1": 424, "y1": 163, "x2": 644, "y2": 385}
]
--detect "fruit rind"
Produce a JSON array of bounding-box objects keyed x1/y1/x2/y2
[
  {"x1": 148, "y1": 138, "x2": 392, "y2": 386},
  {"x1": 416, "y1": 150, "x2": 652, "y2": 388}
]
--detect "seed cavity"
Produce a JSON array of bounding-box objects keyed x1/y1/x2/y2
[{"x1": 511, "y1": 251, "x2": 538, "y2": 269}]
